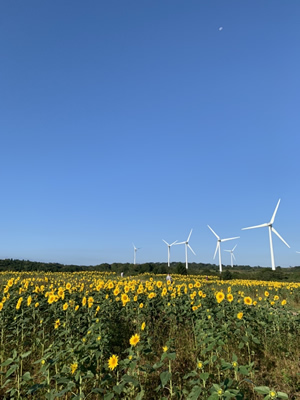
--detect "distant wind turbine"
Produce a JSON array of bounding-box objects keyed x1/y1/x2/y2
[
  {"x1": 208, "y1": 225, "x2": 240, "y2": 273},
  {"x1": 176, "y1": 229, "x2": 196, "y2": 269},
  {"x1": 162, "y1": 239, "x2": 178, "y2": 267},
  {"x1": 242, "y1": 199, "x2": 290, "y2": 271},
  {"x1": 224, "y1": 244, "x2": 237, "y2": 268},
  {"x1": 132, "y1": 243, "x2": 141, "y2": 265}
]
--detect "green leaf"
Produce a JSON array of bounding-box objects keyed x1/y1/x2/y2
[
  {"x1": 207, "y1": 394, "x2": 219, "y2": 400},
  {"x1": 135, "y1": 389, "x2": 145, "y2": 400},
  {"x1": 7, "y1": 388, "x2": 17, "y2": 396},
  {"x1": 183, "y1": 371, "x2": 197, "y2": 379},
  {"x1": 22, "y1": 371, "x2": 31, "y2": 382},
  {"x1": 252, "y1": 336, "x2": 260, "y2": 344},
  {"x1": 153, "y1": 361, "x2": 163, "y2": 369},
  {"x1": 238, "y1": 366, "x2": 249, "y2": 376},
  {"x1": 200, "y1": 372, "x2": 210, "y2": 381},
  {"x1": 56, "y1": 377, "x2": 71, "y2": 384},
  {"x1": 254, "y1": 386, "x2": 270, "y2": 395},
  {"x1": 224, "y1": 390, "x2": 238, "y2": 399},
  {"x1": 1, "y1": 379, "x2": 11, "y2": 388},
  {"x1": 113, "y1": 383, "x2": 125, "y2": 395},
  {"x1": 277, "y1": 392, "x2": 288, "y2": 399},
  {"x1": 27, "y1": 383, "x2": 46, "y2": 394},
  {"x1": 160, "y1": 371, "x2": 171, "y2": 387},
  {"x1": 5, "y1": 364, "x2": 18, "y2": 378},
  {"x1": 56, "y1": 388, "x2": 75, "y2": 397},
  {"x1": 167, "y1": 352, "x2": 176, "y2": 360},
  {"x1": 21, "y1": 351, "x2": 32, "y2": 359},
  {"x1": 212, "y1": 383, "x2": 221, "y2": 391},
  {"x1": 122, "y1": 375, "x2": 139, "y2": 386},
  {"x1": 1, "y1": 358, "x2": 14, "y2": 367},
  {"x1": 104, "y1": 392, "x2": 114, "y2": 400},
  {"x1": 187, "y1": 385, "x2": 202, "y2": 400},
  {"x1": 82, "y1": 370, "x2": 94, "y2": 379}
]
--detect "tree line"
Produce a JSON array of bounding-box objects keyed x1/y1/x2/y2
[{"x1": 0, "y1": 258, "x2": 300, "y2": 281}]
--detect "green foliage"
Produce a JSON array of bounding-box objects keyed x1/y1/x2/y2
[{"x1": 176, "y1": 262, "x2": 188, "y2": 275}]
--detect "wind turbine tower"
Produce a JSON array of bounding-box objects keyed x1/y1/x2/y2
[
  {"x1": 132, "y1": 243, "x2": 141, "y2": 265},
  {"x1": 207, "y1": 225, "x2": 240, "y2": 273},
  {"x1": 176, "y1": 229, "x2": 196, "y2": 269},
  {"x1": 224, "y1": 244, "x2": 237, "y2": 268},
  {"x1": 242, "y1": 199, "x2": 290, "y2": 271},
  {"x1": 162, "y1": 239, "x2": 178, "y2": 267}
]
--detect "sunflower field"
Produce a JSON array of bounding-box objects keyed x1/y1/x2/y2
[{"x1": 0, "y1": 271, "x2": 299, "y2": 399}]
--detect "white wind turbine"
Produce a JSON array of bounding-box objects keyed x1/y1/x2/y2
[
  {"x1": 242, "y1": 199, "x2": 290, "y2": 271},
  {"x1": 162, "y1": 239, "x2": 178, "y2": 267},
  {"x1": 132, "y1": 243, "x2": 141, "y2": 265},
  {"x1": 224, "y1": 244, "x2": 237, "y2": 268},
  {"x1": 176, "y1": 229, "x2": 196, "y2": 269},
  {"x1": 207, "y1": 225, "x2": 240, "y2": 273}
]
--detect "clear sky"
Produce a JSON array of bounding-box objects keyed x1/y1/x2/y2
[{"x1": 1, "y1": 1, "x2": 300, "y2": 268}]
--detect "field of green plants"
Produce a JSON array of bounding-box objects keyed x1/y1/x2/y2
[{"x1": 0, "y1": 271, "x2": 299, "y2": 399}]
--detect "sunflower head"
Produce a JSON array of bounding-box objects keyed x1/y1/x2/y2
[
  {"x1": 244, "y1": 296, "x2": 252, "y2": 305},
  {"x1": 227, "y1": 294, "x2": 234, "y2": 302},
  {"x1": 108, "y1": 354, "x2": 118, "y2": 371},
  {"x1": 216, "y1": 292, "x2": 225, "y2": 303},
  {"x1": 129, "y1": 334, "x2": 140, "y2": 347}
]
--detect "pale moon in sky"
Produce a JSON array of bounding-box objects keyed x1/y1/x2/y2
[{"x1": 219, "y1": 27, "x2": 223, "y2": 31}]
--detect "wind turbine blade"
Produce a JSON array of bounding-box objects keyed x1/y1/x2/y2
[
  {"x1": 187, "y1": 229, "x2": 193, "y2": 242},
  {"x1": 221, "y1": 236, "x2": 240, "y2": 242},
  {"x1": 132, "y1": 243, "x2": 136, "y2": 249},
  {"x1": 213, "y1": 242, "x2": 219, "y2": 259},
  {"x1": 175, "y1": 241, "x2": 185, "y2": 245},
  {"x1": 162, "y1": 239, "x2": 169, "y2": 246},
  {"x1": 207, "y1": 225, "x2": 220, "y2": 239},
  {"x1": 296, "y1": 251, "x2": 300, "y2": 254},
  {"x1": 170, "y1": 240, "x2": 178, "y2": 246},
  {"x1": 271, "y1": 227, "x2": 290, "y2": 248},
  {"x1": 232, "y1": 244, "x2": 237, "y2": 251},
  {"x1": 270, "y1": 199, "x2": 281, "y2": 224},
  {"x1": 224, "y1": 250, "x2": 231, "y2": 253},
  {"x1": 188, "y1": 244, "x2": 196, "y2": 256},
  {"x1": 242, "y1": 223, "x2": 268, "y2": 230},
  {"x1": 232, "y1": 253, "x2": 236, "y2": 261}
]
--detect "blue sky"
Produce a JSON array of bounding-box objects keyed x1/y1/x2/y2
[{"x1": 1, "y1": 1, "x2": 300, "y2": 267}]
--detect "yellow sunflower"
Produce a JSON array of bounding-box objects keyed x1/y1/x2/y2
[
  {"x1": 227, "y1": 294, "x2": 234, "y2": 302},
  {"x1": 108, "y1": 354, "x2": 118, "y2": 371},
  {"x1": 237, "y1": 312, "x2": 243, "y2": 320},
  {"x1": 216, "y1": 292, "x2": 225, "y2": 303},
  {"x1": 129, "y1": 334, "x2": 140, "y2": 347},
  {"x1": 244, "y1": 296, "x2": 252, "y2": 305},
  {"x1": 70, "y1": 363, "x2": 78, "y2": 374}
]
